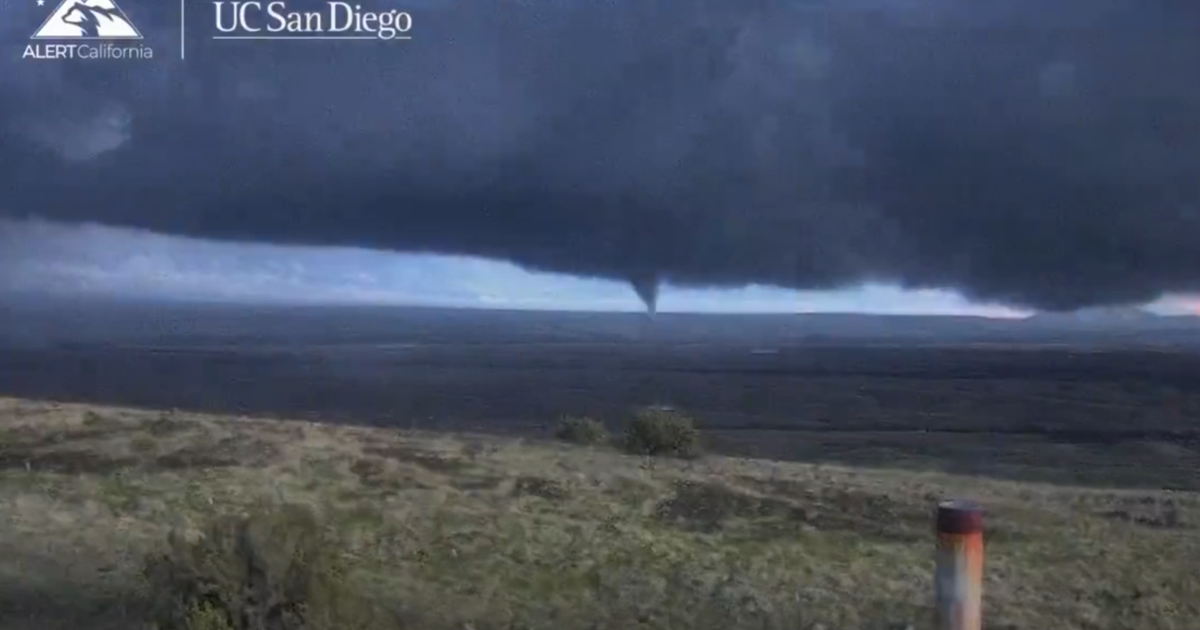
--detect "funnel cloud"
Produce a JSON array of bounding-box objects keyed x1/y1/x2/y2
[
  {"x1": 630, "y1": 274, "x2": 660, "y2": 316},
  {"x1": 1, "y1": 0, "x2": 1198, "y2": 311}
]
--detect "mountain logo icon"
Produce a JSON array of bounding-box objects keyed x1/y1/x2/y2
[{"x1": 32, "y1": 0, "x2": 143, "y2": 40}]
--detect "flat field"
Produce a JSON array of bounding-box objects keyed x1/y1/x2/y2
[
  {"x1": 1, "y1": 304, "x2": 1199, "y2": 629},
  {"x1": 1, "y1": 394, "x2": 1198, "y2": 629},
  {"x1": 4, "y1": 336, "x2": 1200, "y2": 491}
]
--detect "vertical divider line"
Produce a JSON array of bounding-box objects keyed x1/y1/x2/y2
[{"x1": 180, "y1": 0, "x2": 185, "y2": 59}]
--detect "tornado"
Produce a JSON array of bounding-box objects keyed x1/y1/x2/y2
[
  {"x1": 3, "y1": 0, "x2": 1200, "y2": 311},
  {"x1": 630, "y1": 274, "x2": 659, "y2": 316}
]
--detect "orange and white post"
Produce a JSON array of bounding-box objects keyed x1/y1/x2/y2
[{"x1": 935, "y1": 500, "x2": 984, "y2": 630}]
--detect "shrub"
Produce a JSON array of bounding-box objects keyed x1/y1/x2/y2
[
  {"x1": 555, "y1": 416, "x2": 609, "y2": 446},
  {"x1": 130, "y1": 433, "x2": 158, "y2": 454},
  {"x1": 142, "y1": 503, "x2": 374, "y2": 630},
  {"x1": 623, "y1": 407, "x2": 702, "y2": 458}
]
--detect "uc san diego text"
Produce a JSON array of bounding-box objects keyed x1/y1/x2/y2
[{"x1": 213, "y1": 1, "x2": 412, "y2": 40}]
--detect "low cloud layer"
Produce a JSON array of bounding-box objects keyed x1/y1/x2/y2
[
  {"x1": 1, "y1": 0, "x2": 1198, "y2": 310},
  {"x1": 0, "y1": 219, "x2": 1037, "y2": 315}
]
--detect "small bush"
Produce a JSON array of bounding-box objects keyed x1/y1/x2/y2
[
  {"x1": 555, "y1": 416, "x2": 609, "y2": 445},
  {"x1": 512, "y1": 475, "x2": 570, "y2": 501},
  {"x1": 179, "y1": 602, "x2": 234, "y2": 630},
  {"x1": 623, "y1": 408, "x2": 702, "y2": 458},
  {"x1": 142, "y1": 503, "x2": 375, "y2": 630},
  {"x1": 131, "y1": 433, "x2": 158, "y2": 454}
]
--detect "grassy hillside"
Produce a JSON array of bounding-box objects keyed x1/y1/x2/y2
[{"x1": 1, "y1": 397, "x2": 1197, "y2": 629}]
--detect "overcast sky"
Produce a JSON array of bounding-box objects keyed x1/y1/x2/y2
[{"x1": 3, "y1": 0, "x2": 1198, "y2": 316}]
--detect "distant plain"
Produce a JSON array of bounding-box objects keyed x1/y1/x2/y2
[{"x1": 3, "y1": 299, "x2": 1200, "y2": 491}]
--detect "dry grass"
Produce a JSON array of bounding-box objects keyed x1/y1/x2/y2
[{"x1": 1, "y1": 397, "x2": 1198, "y2": 629}]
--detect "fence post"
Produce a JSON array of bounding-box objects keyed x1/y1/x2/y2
[{"x1": 935, "y1": 500, "x2": 984, "y2": 630}]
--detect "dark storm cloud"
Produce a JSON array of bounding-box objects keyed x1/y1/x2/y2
[{"x1": 1, "y1": 0, "x2": 1198, "y2": 310}]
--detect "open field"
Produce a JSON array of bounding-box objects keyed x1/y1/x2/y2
[
  {"x1": 2, "y1": 397, "x2": 1199, "y2": 630},
  {"x1": 4, "y1": 338, "x2": 1200, "y2": 492},
  {"x1": 3, "y1": 303, "x2": 1200, "y2": 628}
]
